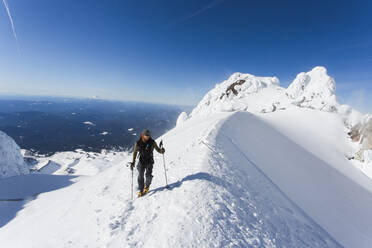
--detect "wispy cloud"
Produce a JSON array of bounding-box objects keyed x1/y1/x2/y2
[
  {"x1": 2, "y1": 0, "x2": 20, "y2": 54},
  {"x1": 166, "y1": 0, "x2": 226, "y2": 29},
  {"x1": 346, "y1": 89, "x2": 372, "y2": 114},
  {"x1": 338, "y1": 82, "x2": 372, "y2": 114}
]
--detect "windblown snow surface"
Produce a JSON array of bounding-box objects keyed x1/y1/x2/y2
[{"x1": 1, "y1": 67, "x2": 372, "y2": 248}]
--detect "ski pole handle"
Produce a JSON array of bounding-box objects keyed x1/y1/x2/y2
[{"x1": 126, "y1": 161, "x2": 135, "y2": 170}]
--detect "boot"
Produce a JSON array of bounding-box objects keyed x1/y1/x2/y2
[
  {"x1": 143, "y1": 186, "x2": 150, "y2": 194},
  {"x1": 138, "y1": 191, "x2": 144, "y2": 197}
]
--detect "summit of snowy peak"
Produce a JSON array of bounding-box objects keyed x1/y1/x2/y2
[
  {"x1": 188, "y1": 66, "x2": 339, "y2": 119},
  {"x1": 190, "y1": 72, "x2": 280, "y2": 116},
  {"x1": 180, "y1": 66, "x2": 360, "y2": 127},
  {"x1": 285, "y1": 66, "x2": 337, "y2": 110},
  {"x1": 0, "y1": 130, "x2": 29, "y2": 179}
]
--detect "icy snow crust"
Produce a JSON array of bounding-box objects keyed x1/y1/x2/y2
[{"x1": 0, "y1": 131, "x2": 29, "y2": 179}]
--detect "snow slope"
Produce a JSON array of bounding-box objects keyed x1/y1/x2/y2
[
  {"x1": 0, "y1": 112, "x2": 342, "y2": 248},
  {"x1": 220, "y1": 111, "x2": 372, "y2": 248},
  {"x1": 0, "y1": 130, "x2": 29, "y2": 179},
  {"x1": 1, "y1": 66, "x2": 372, "y2": 247}
]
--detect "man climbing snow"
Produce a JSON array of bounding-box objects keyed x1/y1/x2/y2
[{"x1": 130, "y1": 129, "x2": 165, "y2": 197}]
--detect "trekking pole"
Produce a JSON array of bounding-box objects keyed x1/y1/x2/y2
[
  {"x1": 159, "y1": 140, "x2": 169, "y2": 188},
  {"x1": 126, "y1": 162, "x2": 134, "y2": 200},
  {"x1": 131, "y1": 168, "x2": 133, "y2": 200}
]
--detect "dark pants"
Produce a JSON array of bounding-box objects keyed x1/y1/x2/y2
[{"x1": 137, "y1": 162, "x2": 153, "y2": 191}]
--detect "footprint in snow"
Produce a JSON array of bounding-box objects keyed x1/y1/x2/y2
[{"x1": 109, "y1": 220, "x2": 121, "y2": 230}]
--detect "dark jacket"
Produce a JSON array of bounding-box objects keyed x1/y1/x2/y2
[{"x1": 132, "y1": 137, "x2": 162, "y2": 164}]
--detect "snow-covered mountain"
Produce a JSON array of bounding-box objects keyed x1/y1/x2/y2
[
  {"x1": 284, "y1": 66, "x2": 337, "y2": 110},
  {"x1": 185, "y1": 66, "x2": 360, "y2": 123},
  {"x1": 0, "y1": 130, "x2": 29, "y2": 179},
  {"x1": 1, "y1": 66, "x2": 372, "y2": 248}
]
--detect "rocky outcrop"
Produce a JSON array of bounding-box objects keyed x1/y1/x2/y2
[
  {"x1": 349, "y1": 115, "x2": 372, "y2": 162},
  {"x1": 225, "y1": 79, "x2": 246, "y2": 97},
  {"x1": 350, "y1": 116, "x2": 372, "y2": 149}
]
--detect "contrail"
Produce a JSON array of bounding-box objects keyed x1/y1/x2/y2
[
  {"x1": 2, "y1": 0, "x2": 20, "y2": 54},
  {"x1": 166, "y1": 0, "x2": 226, "y2": 29}
]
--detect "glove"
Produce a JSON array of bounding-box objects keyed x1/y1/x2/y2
[
  {"x1": 160, "y1": 148, "x2": 165, "y2": 154},
  {"x1": 130, "y1": 162, "x2": 135, "y2": 170}
]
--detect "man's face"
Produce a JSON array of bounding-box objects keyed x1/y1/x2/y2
[{"x1": 143, "y1": 135, "x2": 150, "y2": 141}]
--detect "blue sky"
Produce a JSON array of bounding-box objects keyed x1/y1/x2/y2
[{"x1": 0, "y1": 0, "x2": 371, "y2": 111}]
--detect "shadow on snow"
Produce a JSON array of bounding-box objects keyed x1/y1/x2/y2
[
  {"x1": 0, "y1": 174, "x2": 77, "y2": 227},
  {"x1": 149, "y1": 172, "x2": 228, "y2": 195}
]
